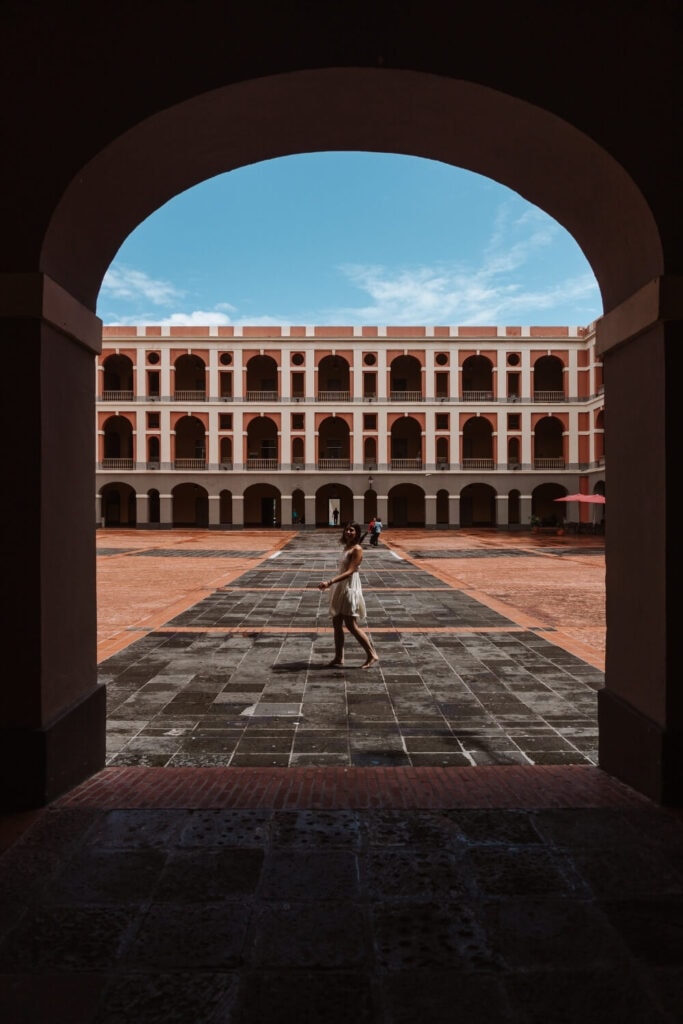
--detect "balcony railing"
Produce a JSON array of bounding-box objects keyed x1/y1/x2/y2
[
  {"x1": 101, "y1": 390, "x2": 134, "y2": 401},
  {"x1": 461, "y1": 458, "x2": 495, "y2": 470},
  {"x1": 173, "y1": 458, "x2": 207, "y2": 470},
  {"x1": 534, "y1": 457, "x2": 566, "y2": 469},
  {"x1": 390, "y1": 458, "x2": 423, "y2": 470},
  {"x1": 317, "y1": 458, "x2": 351, "y2": 470},
  {"x1": 533, "y1": 390, "x2": 565, "y2": 402},
  {"x1": 461, "y1": 390, "x2": 494, "y2": 401},
  {"x1": 316, "y1": 390, "x2": 350, "y2": 401},
  {"x1": 100, "y1": 458, "x2": 135, "y2": 469},
  {"x1": 390, "y1": 391, "x2": 423, "y2": 401},
  {"x1": 173, "y1": 390, "x2": 206, "y2": 402},
  {"x1": 246, "y1": 390, "x2": 278, "y2": 401},
  {"x1": 246, "y1": 458, "x2": 279, "y2": 470}
]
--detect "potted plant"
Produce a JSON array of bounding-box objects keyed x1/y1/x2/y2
[{"x1": 529, "y1": 513, "x2": 541, "y2": 532}]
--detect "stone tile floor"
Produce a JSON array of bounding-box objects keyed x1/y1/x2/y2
[
  {"x1": 102, "y1": 530, "x2": 602, "y2": 770},
  {"x1": 3, "y1": 528, "x2": 682, "y2": 1022}
]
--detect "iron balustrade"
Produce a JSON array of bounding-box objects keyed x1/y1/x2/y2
[
  {"x1": 246, "y1": 391, "x2": 278, "y2": 401},
  {"x1": 533, "y1": 391, "x2": 565, "y2": 402},
  {"x1": 461, "y1": 391, "x2": 494, "y2": 401},
  {"x1": 173, "y1": 458, "x2": 207, "y2": 470},
  {"x1": 389, "y1": 391, "x2": 423, "y2": 401},
  {"x1": 100, "y1": 458, "x2": 135, "y2": 469},
  {"x1": 173, "y1": 390, "x2": 207, "y2": 401},
  {"x1": 317, "y1": 458, "x2": 352, "y2": 470}
]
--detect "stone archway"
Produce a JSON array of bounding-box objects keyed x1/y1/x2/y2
[{"x1": 3, "y1": 52, "x2": 679, "y2": 806}]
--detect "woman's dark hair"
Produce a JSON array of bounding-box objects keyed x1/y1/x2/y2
[{"x1": 339, "y1": 521, "x2": 365, "y2": 545}]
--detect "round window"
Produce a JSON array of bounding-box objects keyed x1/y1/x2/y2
[
  {"x1": 292, "y1": 353, "x2": 305, "y2": 365},
  {"x1": 435, "y1": 353, "x2": 448, "y2": 366},
  {"x1": 507, "y1": 353, "x2": 520, "y2": 366},
  {"x1": 219, "y1": 352, "x2": 233, "y2": 365},
  {"x1": 147, "y1": 352, "x2": 160, "y2": 365},
  {"x1": 363, "y1": 353, "x2": 377, "y2": 366}
]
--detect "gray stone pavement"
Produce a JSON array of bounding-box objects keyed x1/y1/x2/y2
[{"x1": 102, "y1": 530, "x2": 602, "y2": 769}]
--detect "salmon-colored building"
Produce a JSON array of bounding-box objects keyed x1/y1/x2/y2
[{"x1": 97, "y1": 323, "x2": 605, "y2": 530}]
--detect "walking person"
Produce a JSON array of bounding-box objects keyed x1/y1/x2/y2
[{"x1": 318, "y1": 522, "x2": 379, "y2": 669}]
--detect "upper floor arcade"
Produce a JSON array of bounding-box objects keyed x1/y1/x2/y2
[{"x1": 98, "y1": 323, "x2": 603, "y2": 406}]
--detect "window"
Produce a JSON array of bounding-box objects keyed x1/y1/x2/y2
[
  {"x1": 219, "y1": 371, "x2": 232, "y2": 398},
  {"x1": 147, "y1": 412, "x2": 160, "y2": 428},
  {"x1": 507, "y1": 413, "x2": 520, "y2": 430},
  {"x1": 291, "y1": 372, "x2": 305, "y2": 398},
  {"x1": 436, "y1": 413, "x2": 449, "y2": 430},
  {"x1": 219, "y1": 414, "x2": 232, "y2": 430},
  {"x1": 292, "y1": 413, "x2": 304, "y2": 430},
  {"x1": 363, "y1": 413, "x2": 377, "y2": 430},
  {"x1": 435, "y1": 352, "x2": 448, "y2": 365},
  {"x1": 363, "y1": 353, "x2": 376, "y2": 365},
  {"x1": 147, "y1": 351, "x2": 160, "y2": 365},
  {"x1": 435, "y1": 372, "x2": 449, "y2": 398},
  {"x1": 219, "y1": 352, "x2": 232, "y2": 365},
  {"x1": 147, "y1": 370, "x2": 160, "y2": 396},
  {"x1": 292, "y1": 352, "x2": 304, "y2": 365},
  {"x1": 363, "y1": 372, "x2": 377, "y2": 398}
]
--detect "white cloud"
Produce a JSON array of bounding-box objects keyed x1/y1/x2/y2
[{"x1": 100, "y1": 265, "x2": 184, "y2": 306}]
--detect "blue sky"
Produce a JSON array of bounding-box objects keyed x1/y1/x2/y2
[{"x1": 97, "y1": 152, "x2": 602, "y2": 328}]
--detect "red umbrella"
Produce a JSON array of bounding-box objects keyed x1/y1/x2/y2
[{"x1": 554, "y1": 493, "x2": 605, "y2": 504}]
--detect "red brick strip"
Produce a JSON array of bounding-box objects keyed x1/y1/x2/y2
[{"x1": 54, "y1": 765, "x2": 650, "y2": 811}]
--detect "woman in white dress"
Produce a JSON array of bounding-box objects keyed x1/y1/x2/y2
[{"x1": 318, "y1": 522, "x2": 379, "y2": 669}]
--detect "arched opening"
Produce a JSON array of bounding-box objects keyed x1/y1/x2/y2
[
  {"x1": 317, "y1": 354, "x2": 350, "y2": 399},
  {"x1": 173, "y1": 482, "x2": 209, "y2": 527},
  {"x1": 246, "y1": 355, "x2": 279, "y2": 400},
  {"x1": 102, "y1": 354, "x2": 133, "y2": 397},
  {"x1": 462, "y1": 416, "x2": 494, "y2": 469},
  {"x1": 390, "y1": 416, "x2": 422, "y2": 469},
  {"x1": 460, "y1": 483, "x2": 496, "y2": 528},
  {"x1": 317, "y1": 415, "x2": 351, "y2": 469},
  {"x1": 436, "y1": 488, "x2": 449, "y2": 525},
  {"x1": 316, "y1": 483, "x2": 353, "y2": 527},
  {"x1": 244, "y1": 483, "x2": 280, "y2": 527},
  {"x1": 173, "y1": 354, "x2": 206, "y2": 399},
  {"x1": 388, "y1": 483, "x2": 425, "y2": 527},
  {"x1": 8, "y1": 60, "x2": 676, "y2": 807}
]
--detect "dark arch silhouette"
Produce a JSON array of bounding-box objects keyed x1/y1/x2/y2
[{"x1": 2, "y1": 5, "x2": 679, "y2": 807}]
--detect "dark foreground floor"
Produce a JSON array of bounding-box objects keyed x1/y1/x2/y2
[
  {"x1": 1, "y1": 766, "x2": 682, "y2": 1023},
  {"x1": 1, "y1": 533, "x2": 681, "y2": 1022}
]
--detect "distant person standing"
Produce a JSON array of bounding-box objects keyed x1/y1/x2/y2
[
  {"x1": 368, "y1": 516, "x2": 376, "y2": 544},
  {"x1": 370, "y1": 516, "x2": 382, "y2": 546},
  {"x1": 332, "y1": 507, "x2": 339, "y2": 527}
]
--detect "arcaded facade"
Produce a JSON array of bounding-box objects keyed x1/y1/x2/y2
[{"x1": 97, "y1": 323, "x2": 605, "y2": 531}]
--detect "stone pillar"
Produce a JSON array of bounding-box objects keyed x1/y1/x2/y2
[
  {"x1": 596, "y1": 277, "x2": 683, "y2": 804},
  {"x1": 233, "y1": 494, "x2": 245, "y2": 526},
  {"x1": 0, "y1": 273, "x2": 105, "y2": 809},
  {"x1": 159, "y1": 493, "x2": 173, "y2": 525},
  {"x1": 305, "y1": 494, "x2": 316, "y2": 526},
  {"x1": 496, "y1": 494, "x2": 508, "y2": 526},
  {"x1": 208, "y1": 493, "x2": 221, "y2": 526},
  {"x1": 136, "y1": 492, "x2": 149, "y2": 525}
]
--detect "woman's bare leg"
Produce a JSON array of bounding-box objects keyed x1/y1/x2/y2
[
  {"x1": 343, "y1": 616, "x2": 379, "y2": 668},
  {"x1": 327, "y1": 614, "x2": 345, "y2": 665}
]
